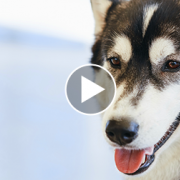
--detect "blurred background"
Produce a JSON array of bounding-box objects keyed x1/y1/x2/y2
[{"x1": 0, "y1": 0, "x2": 123, "y2": 179}]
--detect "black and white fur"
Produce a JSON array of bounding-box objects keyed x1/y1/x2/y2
[{"x1": 91, "y1": 0, "x2": 180, "y2": 179}]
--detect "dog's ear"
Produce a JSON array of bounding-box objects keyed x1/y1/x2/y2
[{"x1": 91, "y1": 0, "x2": 113, "y2": 36}]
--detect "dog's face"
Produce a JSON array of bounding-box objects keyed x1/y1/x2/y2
[{"x1": 91, "y1": 0, "x2": 180, "y2": 177}]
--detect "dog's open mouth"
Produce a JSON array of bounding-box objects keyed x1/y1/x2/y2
[{"x1": 114, "y1": 114, "x2": 180, "y2": 175}]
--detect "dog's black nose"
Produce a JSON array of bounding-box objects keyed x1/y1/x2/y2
[{"x1": 105, "y1": 120, "x2": 139, "y2": 146}]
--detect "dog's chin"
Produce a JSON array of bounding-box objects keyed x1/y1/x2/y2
[{"x1": 112, "y1": 115, "x2": 180, "y2": 176}]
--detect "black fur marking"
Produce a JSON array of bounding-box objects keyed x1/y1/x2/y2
[
  {"x1": 91, "y1": 0, "x2": 180, "y2": 106},
  {"x1": 109, "y1": 0, "x2": 121, "y2": 4},
  {"x1": 91, "y1": 39, "x2": 103, "y2": 66}
]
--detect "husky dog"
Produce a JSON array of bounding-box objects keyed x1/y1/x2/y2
[{"x1": 91, "y1": 0, "x2": 180, "y2": 179}]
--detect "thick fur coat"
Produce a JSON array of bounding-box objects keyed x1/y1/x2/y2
[{"x1": 91, "y1": 0, "x2": 180, "y2": 179}]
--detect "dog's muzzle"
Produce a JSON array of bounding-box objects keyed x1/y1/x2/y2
[{"x1": 105, "y1": 114, "x2": 180, "y2": 175}]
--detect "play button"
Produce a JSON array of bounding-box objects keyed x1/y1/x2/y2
[
  {"x1": 65, "y1": 64, "x2": 116, "y2": 115},
  {"x1": 81, "y1": 76, "x2": 105, "y2": 103}
]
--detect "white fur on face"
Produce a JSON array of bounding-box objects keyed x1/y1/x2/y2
[
  {"x1": 149, "y1": 38, "x2": 176, "y2": 64},
  {"x1": 102, "y1": 82, "x2": 180, "y2": 149},
  {"x1": 143, "y1": 4, "x2": 159, "y2": 37},
  {"x1": 112, "y1": 35, "x2": 132, "y2": 63}
]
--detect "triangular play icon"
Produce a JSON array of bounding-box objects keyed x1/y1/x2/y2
[{"x1": 81, "y1": 76, "x2": 105, "y2": 103}]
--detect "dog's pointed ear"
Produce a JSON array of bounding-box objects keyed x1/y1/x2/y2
[{"x1": 91, "y1": 0, "x2": 113, "y2": 36}]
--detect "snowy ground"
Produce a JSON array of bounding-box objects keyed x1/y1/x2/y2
[{"x1": 0, "y1": 28, "x2": 123, "y2": 180}]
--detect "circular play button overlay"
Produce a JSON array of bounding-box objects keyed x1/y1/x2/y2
[{"x1": 65, "y1": 64, "x2": 116, "y2": 115}]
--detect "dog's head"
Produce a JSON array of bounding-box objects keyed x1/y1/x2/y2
[{"x1": 91, "y1": 0, "x2": 180, "y2": 177}]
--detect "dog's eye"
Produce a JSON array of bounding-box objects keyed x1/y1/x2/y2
[
  {"x1": 168, "y1": 61, "x2": 180, "y2": 69},
  {"x1": 162, "y1": 60, "x2": 180, "y2": 72},
  {"x1": 109, "y1": 57, "x2": 121, "y2": 68}
]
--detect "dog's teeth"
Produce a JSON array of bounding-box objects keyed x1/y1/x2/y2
[{"x1": 142, "y1": 155, "x2": 146, "y2": 164}]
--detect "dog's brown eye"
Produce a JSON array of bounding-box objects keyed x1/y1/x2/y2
[
  {"x1": 168, "y1": 61, "x2": 180, "y2": 69},
  {"x1": 162, "y1": 60, "x2": 180, "y2": 72},
  {"x1": 109, "y1": 57, "x2": 121, "y2": 68}
]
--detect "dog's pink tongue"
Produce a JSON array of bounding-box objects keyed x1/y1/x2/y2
[{"x1": 115, "y1": 147, "x2": 153, "y2": 174}]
